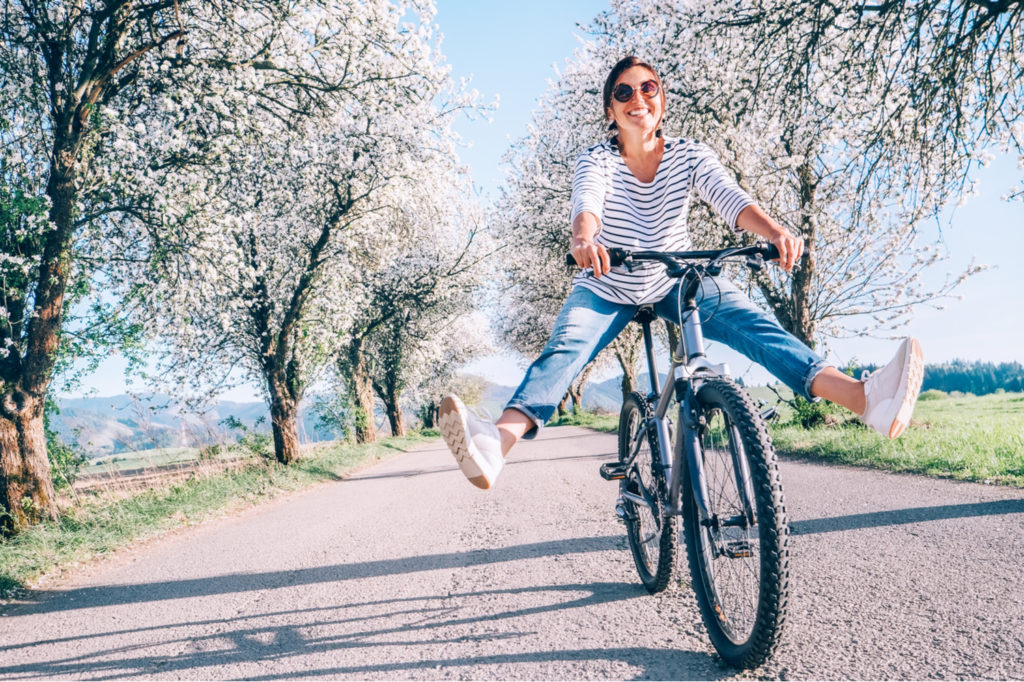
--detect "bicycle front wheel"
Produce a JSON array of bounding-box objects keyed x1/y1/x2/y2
[
  {"x1": 619, "y1": 392, "x2": 678, "y2": 593},
  {"x1": 680, "y1": 378, "x2": 789, "y2": 669}
]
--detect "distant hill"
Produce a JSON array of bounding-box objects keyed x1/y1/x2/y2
[
  {"x1": 51, "y1": 394, "x2": 338, "y2": 458},
  {"x1": 53, "y1": 373, "x2": 781, "y2": 458},
  {"x1": 474, "y1": 374, "x2": 635, "y2": 418}
]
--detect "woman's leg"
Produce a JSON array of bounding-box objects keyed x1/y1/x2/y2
[
  {"x1": 501, "y1": 286, "x2": 636, "y2": 448},
  {"x1": 440, "y1": 286, "x2": 635, "y2": 488},
  {"x1": 653, "y1": 276, "x2": 828, "y2": 401},
  {"x1": 809, "y1": 367, "x2": 865, "y2": 414},
  {"x1": 654, "y1": 276, "x2": 922, "y2": 438},
  {"x1": 495, "y1": 408, "x2": 535, "y2": 456}
]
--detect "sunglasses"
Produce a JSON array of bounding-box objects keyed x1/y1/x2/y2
[{"x1": 612, "y1": 79, "x2": 660, "y2": 103}]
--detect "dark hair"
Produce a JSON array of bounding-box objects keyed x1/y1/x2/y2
[{"x1": 603, "y1": 56, "x2": 665, "y2": 147}]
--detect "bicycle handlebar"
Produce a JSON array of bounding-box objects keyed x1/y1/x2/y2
[{"x1": 563, "y1": 242, "x2": 781, "y2": 269}]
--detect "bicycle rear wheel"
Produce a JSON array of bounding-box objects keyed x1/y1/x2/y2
[
  {"x1": 618, "y1": 392, "x2": 678, "y2": 593},
  {"x1": 680, "y1": 378, "x2": 789, "y2": 668}
]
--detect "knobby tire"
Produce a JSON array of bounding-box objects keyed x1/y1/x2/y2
[{"x1": 680, "y1": 378, "x2": 789, "y2": 669}]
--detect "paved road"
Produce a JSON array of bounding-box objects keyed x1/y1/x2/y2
[{"x1": 1, "y1": 426, "x2": 1022, "y2": 680}]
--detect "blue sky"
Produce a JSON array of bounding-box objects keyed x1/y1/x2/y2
[{"x1": 66, "y1": 0, "x2": 1023, "y2": 397}]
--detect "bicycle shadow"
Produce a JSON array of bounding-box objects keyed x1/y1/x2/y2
[{"x1": 790, "y1": 498, "x2": 1024, "y2": 535}]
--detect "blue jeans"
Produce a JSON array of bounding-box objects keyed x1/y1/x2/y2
[{"x1": 506, "y1": 279, "x2": 829, "y2": 437}]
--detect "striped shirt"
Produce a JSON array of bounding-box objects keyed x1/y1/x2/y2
[{"x1": 570, "y1": 137, "x2": 754, "y2": 305}]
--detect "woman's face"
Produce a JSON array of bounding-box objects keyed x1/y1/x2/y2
[{"x1": 607, "y1": 65, "x2": 664, "y2": 136}]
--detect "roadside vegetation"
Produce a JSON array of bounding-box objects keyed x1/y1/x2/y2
[
  {"x1": 550, "y1": 391, "x2": 1024, "y2": 488},
  {"x1": 0, "y1": 431, "x2": 436, "y2": 600},
  {"x1": 771, "y1": 391, "x2": 1024, "y2": 487}
]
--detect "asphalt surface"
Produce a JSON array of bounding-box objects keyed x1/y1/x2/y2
[{"x1": 1, "y1": 426, "x2": 1022, "y2": 680}]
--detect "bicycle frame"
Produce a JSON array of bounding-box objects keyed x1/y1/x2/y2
[{"x1": 626, "y1": 269, "x2": 758, "y2": 528}]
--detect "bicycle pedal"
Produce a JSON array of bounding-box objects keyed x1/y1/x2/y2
[
  {"x1": 599, "y1": 462, "x2": 627, "y2": 480},
  {"x1": 723, "y1": 541, "x2": 754, "y2": 558}
]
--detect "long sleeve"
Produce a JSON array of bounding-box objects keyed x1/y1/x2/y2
[
  {"x1": 570, "y1": 144, "x2": 609, "y2": 225},
  {"x1": 690, "y1": 144, "x2": 754, "y2": 231}
]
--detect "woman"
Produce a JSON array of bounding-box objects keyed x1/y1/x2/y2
[{"x1": 439, "y1": 56, "x2": 923, "y2": 490}]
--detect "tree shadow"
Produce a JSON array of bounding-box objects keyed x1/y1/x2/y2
[
  {"x1": 346, "y1": 450, "x2": 615, "y2": 482},
  {"x1": 3, "y1": 535, "x2": 623, "y2": 616},
  {"x1": 0, "y1": 579, "x2": 728, "y2": 680},
  {"x1": 790, "y1": 498, "x2": 1024, "y2": 536}
]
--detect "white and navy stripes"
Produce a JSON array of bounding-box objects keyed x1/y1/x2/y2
[{"x1": 570, "y1": 137, "x2": 754, "y2": 305}]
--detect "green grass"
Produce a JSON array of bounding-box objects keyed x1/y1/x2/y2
[
  {"x1": 548, "y1": 410, "x2": 618, "y2": 432},
  {"x1": 769, "y1": 392, "x2": 1024, "y2": 486},
  {"x1": 550, "y1": 390, "x2": 1024, "y2": 488},
  {"x1": 84, "y1": 446, "x2": 214, "y2": 472},
  {"x1": 0, "y1": 432, "x2": 435, "y2": 599}
]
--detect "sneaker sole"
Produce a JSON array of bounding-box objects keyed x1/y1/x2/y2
[
  {"x1": 438, "y1": 396, "x2": 491, "y2": 489},
  {"x1": 888, "y1": 338, "x2": 924, "y2": 439}
]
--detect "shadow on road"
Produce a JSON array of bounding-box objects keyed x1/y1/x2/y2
[
  {"x1": 346, "y1": 450, "x2": 616, "y2": 482},
  {"x1": 0, "y1": 580, "x2": 729, "y2": 680},
  {"x1": 790, "y1": 498, "x2": 1024, "y2": 536},
  {"x1": 3, "y1": 535, "x2": 623, "y2": 617}
]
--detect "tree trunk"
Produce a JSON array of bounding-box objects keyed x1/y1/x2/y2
[
  {"x1": 568, "y1": 362, "x2": 596, "y2": 413},
  {"x1": 557, "y1": 393, "x2": 569, "y2": 417},
  {"x1": 383, "y1": 374, "x2": 405, "y2": 436},
  {"x1": 373, "y1": 366, "x2": 406, "y2": 437},
  {"x1": 347, "y1": 343, "x2": 376, "y2": 444},
  {"x1": 266, "y1": 378, "x2": 300, "y2": 465},
  {"x1": 612, "y1": 329, "x2": 641, "y2": 399},
  {"x1": 0, "y1": 149, "x2": 78, "y2": 533},
  {"x1": 385, "y1": 400, "x2": 405, "y2": 437},
  {"x1": 419, "y1": 400, "x2": 438, "y2": 429},
  {"x1": 791, "y1": 161, "x2": 819, "y2": 348},
  {"x1": 0, "y1": 396, "x2": 57, "y2": 534}
]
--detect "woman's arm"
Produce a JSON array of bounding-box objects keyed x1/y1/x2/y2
[
  {"x1": 736, "y1": 204, "x2": 803, "y2": 272},
  {"x1": 570, "y1": 211, "x2": 611, "y2": 277},
  {"x1": 569, "y1": 146, "x2": 612, "y2": 277}
]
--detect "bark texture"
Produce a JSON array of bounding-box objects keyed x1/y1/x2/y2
[
  {"x1": 268, "y1": 383, "x2": 300, "y2": 465},
  {"x1": 347, "y1": 343, "x2": 377, "y2": 444},
  {"x1": 0, "y1": 398, "x2": 56, "y2": 533}
]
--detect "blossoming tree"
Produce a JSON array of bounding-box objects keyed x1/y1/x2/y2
[
  {"x1": 122, "y1": 0, "x2": 476, "y2": 463},
  {"x1": 1, "y1": 0, "x2": 193, "y2": 531}
]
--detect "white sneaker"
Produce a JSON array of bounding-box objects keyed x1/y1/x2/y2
[
  {"x1": 438, "y1": 395, "x2": 504, "y2": 489},
  {"x1": 861, "y1": 338, "x2": 924, "y2": 439}
]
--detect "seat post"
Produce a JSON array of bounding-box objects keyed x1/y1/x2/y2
[{"x1": 636, "y1": 306, "x2": 660, "y2": 395}]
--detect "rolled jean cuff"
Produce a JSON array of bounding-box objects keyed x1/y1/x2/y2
[
  {"x1": 802, "y1": 361, "x2": 832, "y2": 402},
  {"x1": 504, "y1": 402, "x2": 545, "y2": 440}
]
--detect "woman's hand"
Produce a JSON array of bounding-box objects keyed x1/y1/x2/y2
[
  {"x1": 769, "y1": 231, "x2": 804, "y2": 272},
  {"x1": 570, "y1": 238, "x2": 611, "y2": 278},
  {"x1": 736, "y1": 205, "x2": 803, "y2": 272}
]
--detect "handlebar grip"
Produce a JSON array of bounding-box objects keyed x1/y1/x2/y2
[
  {"x1": 760, "y1": 242, "x2": 781, "y2": 261},
  {"x1": 564, "y1": 247, "x2": 628, "y2": 268}
]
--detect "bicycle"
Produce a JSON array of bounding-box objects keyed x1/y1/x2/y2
[{"x1": 567, "y1": 242, "x2": 790, "y2": 668}]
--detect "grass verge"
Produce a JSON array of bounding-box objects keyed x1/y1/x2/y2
[
  {"x1": 550, "y1": 391, "x2": 1024, "y2": 488},
  {"x1": 0, "y1": 431, "x2": 437, "y2": 600},
  {"x1": 770, "y1": 392, "x2": 1024, "y2": 486},
  {"x1": 548, "y1": 410, "x2": 618, "y2": 432}
]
